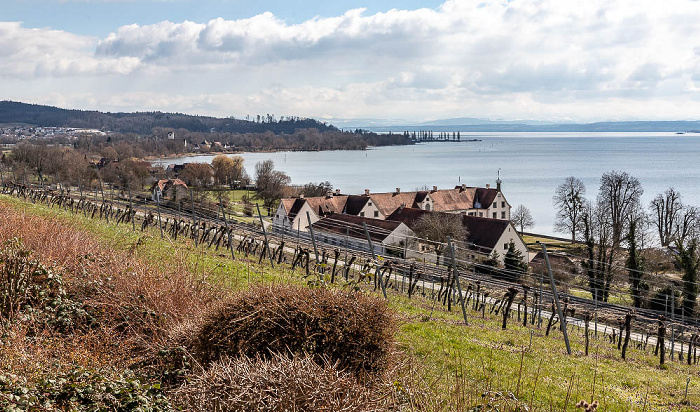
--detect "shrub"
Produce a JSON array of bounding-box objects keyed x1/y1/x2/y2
[
  {"x1": 0, "y1": 368, "x2": 170, "y2": 411},
  {"x1": 173, "y1": 354, "x2": 378, "y2": 412},
  {"x1": 191, "y1": 285, "x2": 395, "y2": 379}
]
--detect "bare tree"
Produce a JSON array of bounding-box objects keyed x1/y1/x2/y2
[
  {"x1": 553, "y1": 177, "x2": 586, "y2": 242},
  {"x1": 413, "y1": 212, "x2": 467, "y2": 265},
  {"x1": 254, "y1": 160, "x2": 291, "y2": 213},
  {"x1": 511, "y1": 204, "x2": 534, "y2": 234},
  {"x1": 649, "y1": 188, "x2": 684, "y2": 247},
  {"x1": 597, "y1": 171, "x2": 643, "y2": 249}
]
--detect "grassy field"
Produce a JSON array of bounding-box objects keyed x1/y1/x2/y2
[{"x1": 1, "y1": 194, "x2": 699, "y2": 411}]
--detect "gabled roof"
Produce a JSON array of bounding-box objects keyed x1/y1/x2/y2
[
  {"x1": 312, "y1": 213, "x2": 405, "y2": 243},
  {"x1": 463, "y1": 215, "x2": 512, "y2": 253},
  {"x1": 429, "y1": 188, "x2": 475, "y2": 212},
  {"x1": 368, "y1": 192, "x2": 419, "y2": 217},
  {"x1": 387, "y1": 207, "x2": 515, "y2": 254},
  {"x1": 474, "y1": 188, "x2": 500, "y2": 209},
  {"x1": 305, "y1": 195, "x2": 348, "y2": 216},
  {"x1": 344, "y1": 195, "x2": 370, "y2": 215}
]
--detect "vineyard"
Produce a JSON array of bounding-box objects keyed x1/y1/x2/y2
[{"x1": 1, "y1": 181, "x2": 700, "y2": 410}]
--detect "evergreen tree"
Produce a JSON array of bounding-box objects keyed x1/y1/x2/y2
[
  {"x1": 503, "y1": 242, "x2": 528, "y2": 282},
  {"x1": 626, "y1": 220, "x2": 646, "y2": 307},
  {"x1": 675, "y1": 239, "x2": 700, "y2": 318}
]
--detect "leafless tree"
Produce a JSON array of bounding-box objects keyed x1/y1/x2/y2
[
  {"x1": 255, "y1": 160, "x2": 291, "y2": 213},
  {"x1": 597, "y1": 171, "x2": 643, "y2": 249},
  {"x1": 511, "y1": 204, "x2": 534, "y2": 234},
  {"x1": 553, "y1": 176, "x2": 586, "y2": 242},
  {"x1": 413, "y1": 212, "x2": 467, "y2": 265},
  {"x1": 649, "y1": 188, "x2": 684, "y2": 247}
]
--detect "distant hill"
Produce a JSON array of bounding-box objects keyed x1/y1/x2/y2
[
  {"x1": 350, "y1": 119, "x2": 700, "y2": 133},
  {"x1": 0, "y1": 101, "x2": 337, "y2": 135}
]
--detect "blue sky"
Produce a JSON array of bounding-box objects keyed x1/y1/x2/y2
[
  {"x1": 2, "y1": 0, "x2": 700, "y2": 124},
  {"x1": 4, "y1": 1, "x2": 445, "y2": 37}
]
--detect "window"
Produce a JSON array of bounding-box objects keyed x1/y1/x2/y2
[
  {"x1": 501, "y1": 211, "x2": 506, "y2": 219},
  {"x1": 468, "y1": 212, "x2": 474, "y2": 216},
  {"x1": 493, "y1": 202, "x2": 497, "y2": 208},
  {"x1": 501, "y1": 201, "x2": 506, "y2": 208},
  {"x1": 374, "y1": 211, "x2": 379, "y2": 218},
  {"x1": 425, "y1": 204, "x2": 431, "y2": 211},
  {"x1": 478, "y1": 212, "x2": 483, "y2": 217},
  {"x1": 360, "y1": 212, "x2": 365, "y2": 217},
  {"x1": 368, "y1": 201, "x2": 372, "y2": 206},
  {"x1": 492, "y1": 212, "x2": 497, "y2": 218},
  {"x1": 504, "y1": 243, "x2": 508, "y2": 250}
]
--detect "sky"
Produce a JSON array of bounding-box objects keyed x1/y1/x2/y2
[{"x1": 2, "y1": 0, "x2": 700, "y2": 124}]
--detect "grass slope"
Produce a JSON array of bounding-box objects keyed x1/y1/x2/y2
[{"x1": 1, "y1": 194, "x2": 699, "y2": 411}]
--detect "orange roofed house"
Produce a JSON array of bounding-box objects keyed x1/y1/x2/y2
[{"x1": 272, "y1": 179, "x2": 511, "y2": 232}]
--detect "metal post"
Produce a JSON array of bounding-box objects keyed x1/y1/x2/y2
[
  {"x1": 448, "y1": 237, "x2": 468, "y2": 325},
  {"x1": 256, "y1": 204, "x2": 275, "y2": 267},
  {"x1": 156, "y1": 191, "x2": 163, "y2": 238},
  {"x1": 363, "y1": 222, "x2": 388, "y2": 299},
  {"x1": 190, "y1": 190, "x2": 198, "y2": 247},
  {"x1": 541, "y1": 243, "x2": 572, "y2": 355},
  {"x1": 538, "y1": 267, "x2": 544, "y2": 327},
  {"x1": 219, "y1": 191, "x2": 236, "y2": 261},
  {"x1": 128, "y1": 186, "x2": 135, "y2": 231},
  {"x1": 306, "y1": 211, "x2": 320, "y2": 264},
  {"x1": 594, "y1": 287, "x2": 598, "y2": 339}
]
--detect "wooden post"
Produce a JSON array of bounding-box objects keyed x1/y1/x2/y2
[
  {"x1": 219, "y1": 191, "x2": 236, "y2": 261},
  {"x1": 621, "y1": 311, "x2": 634, "y2": 360},
  {"x1": 363, "y1": 222, "x2": 387, "y2": 299},
  {"x1": 306, "y1": 211, "x2": 320, "y2": 265},
  {"x1": 256, "y1": 204, "x2": 275, "y2": 268}
]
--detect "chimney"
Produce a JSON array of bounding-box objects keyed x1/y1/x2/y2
[
  {"x1": 432, "y1": 185, "x2": 438, "y2": 192},
  {"x1": 395, "y1": 187, "x2": 401, "y2": 194},
  {"x1": 461, "y1": 184, "x2": 466, "y2": 191},
  {"x1": 496, "y1": 178, "x2": 502, "y2": 192},
  {"x1": 486, "y1": 184, "x2": 490, "y2": 189},
  {"x1": 335, "y1": 188, "x2": 341, "y2": 195},
  {"x1": 364, "y1": 189, "x2": 370, "y2": 196},
  {"x1": 299, "y1": 194, "x2": 304, "y2": 199}
]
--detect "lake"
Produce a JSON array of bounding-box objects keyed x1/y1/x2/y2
[{"x1": 154, "y1": 132, "x2": 700, "y2": 236}]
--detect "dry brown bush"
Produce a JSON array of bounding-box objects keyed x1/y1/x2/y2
[
  {"x1": 173, "y1": 353, "x2": 381, "y2": 412},
  {"x1": 191, "y1": 284, "x2": 395, "y2": 380},
  {"x1": 0, "y1": 203, "x2": 226, "y2": 357}
]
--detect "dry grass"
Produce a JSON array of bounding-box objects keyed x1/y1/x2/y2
[
  {"x1": 190, "y1": 284, "x2": 396, "y2": 381},
  {"x1": 173, "y1": 353, "x2": 382, "y2": 412},
  {"x1": 0, "y1": 202, "x2": 227, "y2": 379}
]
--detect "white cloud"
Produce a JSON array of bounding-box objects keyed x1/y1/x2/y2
[
  {"x1": 4, "y1": 0, "x2": 700, "y2": 121},
  {"x1": 0, "y1": 22, "x2": 140, "y2": 78}
]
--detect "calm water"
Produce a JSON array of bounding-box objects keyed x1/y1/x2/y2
[{"x1": 154, "y1": 132, "x2": 700, "y2": 236}]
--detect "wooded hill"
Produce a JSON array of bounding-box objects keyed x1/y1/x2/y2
[{"x1": 0, "y1": 101, "x2": 337, "y2": 135}]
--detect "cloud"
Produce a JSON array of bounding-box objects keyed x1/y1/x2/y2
[
  {"x1": 0, "y1": 22, "x2": 139, "y2": 78},
  {"x1": 4, "y1": 0, "x2": 700, "y2": 121}
]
